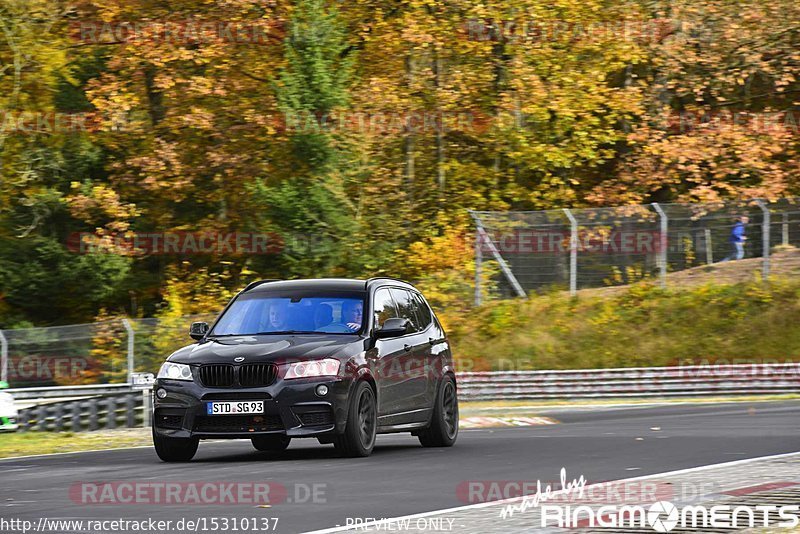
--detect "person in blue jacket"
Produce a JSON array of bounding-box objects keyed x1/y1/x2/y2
[{"x1": 722, "y1": 215, "x2": 748, "y2": 261}]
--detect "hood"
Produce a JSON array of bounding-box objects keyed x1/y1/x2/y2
[{"x1": 167, "y1": 334, "x2": 363, "y2": 365}]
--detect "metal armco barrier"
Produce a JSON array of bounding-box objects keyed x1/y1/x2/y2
[
  {"x1": 457, "y1": 363, "x2": 800, "y2": 401},
  {"x1": 17, "y1": 391, "x2": 147, "y2": 432},
  {"x1": 8, "y1": 383, "x2": 133, "y2": 400}
]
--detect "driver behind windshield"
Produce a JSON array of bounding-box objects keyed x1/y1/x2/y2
[
  {"x1": 267, "y1": 301, "x2": 288, "y2": 331},
  {"x1": 342, "y1": 300, "x2": 363, "y2": 332}
]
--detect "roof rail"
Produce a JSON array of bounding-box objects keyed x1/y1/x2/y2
[
  {"x1": 365, "y1": 276, "x2": 411, "y2": 289},
  {"x1": 242, "y1": 279, "x2": 281, "y2": 292}
]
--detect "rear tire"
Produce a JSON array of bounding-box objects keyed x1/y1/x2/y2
[
  {"x1": 152, "y1": 428, "x2": 199, "y2": 462},
  {"x1": 334, "y1": 381, "x2": 376, "y2": 458},
  {"x1": 252, "y1": 435, "x2": 291, "y2": 452},
  {"x1": 418, "y1": 375, "x2": 458, "y2": 447}
]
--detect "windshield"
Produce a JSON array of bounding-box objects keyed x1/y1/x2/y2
[{"x1": 210, "y1": 292, "x2": 365, "y2": 336}]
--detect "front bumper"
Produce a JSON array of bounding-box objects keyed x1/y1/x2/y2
[{"x1": 152, "y1": 375, "x2": 352, "y2": 440}]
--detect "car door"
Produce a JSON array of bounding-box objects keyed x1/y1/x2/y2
[
  {"x1": 388, "y1": 288, "x2": 429, "y2": 420},
  {"x1": 369, "y1": 288, "x2": 407, "y2": 419},
  {"x1": 410, "y1": 291, "x2": 437, "y2": 408}
]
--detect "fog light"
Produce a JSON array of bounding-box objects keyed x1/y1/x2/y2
[
  {"x1": 316, "y1": 384, "x2": 329, "y2": 396},
  {"x1": 156, "y1": 388, "x2": 168, "y2": 399}
]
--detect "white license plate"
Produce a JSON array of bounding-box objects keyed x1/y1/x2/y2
[{"x1": 206, "y1": 401, "x2": 264, "y2": 415}]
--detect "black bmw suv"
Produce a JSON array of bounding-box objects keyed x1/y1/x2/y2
[{"x1": 152, "y1": 277, "x2": 458, "y2": 461}]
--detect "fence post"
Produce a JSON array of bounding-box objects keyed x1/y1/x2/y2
[
  {"x1": 783, "y1": 212, "x2": 789, "y2": 246},
  {"x1": 474, "y1": 226, "x2": 483, "y2": 307},
  {"x1": 563, "y1": 209, "x2": 578, "y2": 296},
  {"x1": 652, "y1": 203, "x2": 668, "y2": 288},
  {"x1": 756, "y1": 200, "x2": 770, "y2": 279},
  {"x1": 473, "y1": 223, "x2": 526, "y2": 299},
  {"x1": 122, "y1": 318, "x2": 134, "y2": 384},
  {"x1": 0, "y1": 329, "x2": 7, "y2": 384}
]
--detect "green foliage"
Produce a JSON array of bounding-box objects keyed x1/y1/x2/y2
[
  {"x1": 450, "y1": 279, "x2": 800, "y2": 371},
  {"x1": 0, "y1": 237, "x2": 130, "y2": 325},
  {"x1": 1, "y1": 0, "x2": 800, "y2": 330}
]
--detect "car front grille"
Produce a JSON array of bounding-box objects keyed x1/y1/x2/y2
[
  {"x1": 239, "y1": 364, "x2": 277, "y2": 387},
  {"x1": 197, "y1": 364, "x2": 277, "y2": 388},
  {"x1": 198, "y1": 365, "x2": 235, "y2": 387},
  {"x1": 193, "y1": 415, "x2": 284, "y2": 433}
]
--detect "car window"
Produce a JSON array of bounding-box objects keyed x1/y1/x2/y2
[
  {"x1": 211, "y1": 292, "x2": 365, "y2": 335},
  {"x1": 389, "y1": 289, "x2": 421, "y2": 333},
  {"x1": 372, "y1": 288, "x2": 399, "y2": 328},
  {"x1": 412, "y1": 292, "x2": 433, "y2": 329}
]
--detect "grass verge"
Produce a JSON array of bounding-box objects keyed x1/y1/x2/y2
[{"x1": 0, "y1": 428, "x2": 151, "y2": 459}]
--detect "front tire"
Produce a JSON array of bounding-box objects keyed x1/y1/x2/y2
[
  {"x1": 334, "y1": 381, "x2": 376, "y2": 457},
  {"x1": 152, "y1": 428, "x2": 199, "y2": 462},
  {"x1": 252, "y1": 435, "x2": 291, "y2": 452},
  {"x1": 418, "y1": 375, "x2": 458, "y2": 447}
]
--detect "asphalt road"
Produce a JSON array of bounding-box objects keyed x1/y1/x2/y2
[{"x1": 1, "y1": 401, "x2": 799, "y2": 534}]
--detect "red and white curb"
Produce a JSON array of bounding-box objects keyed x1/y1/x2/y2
[{"x1": 459, "y1": 416, "x2": 559, "y2": 429}]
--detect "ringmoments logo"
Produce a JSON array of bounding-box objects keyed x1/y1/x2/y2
[{"x1": 539, "y1": 501, "x2": 800, "y2": 530}]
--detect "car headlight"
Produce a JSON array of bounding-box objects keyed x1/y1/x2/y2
[
  {"x1": 284, "y1": 358, "x2": 340, "y2": 380},
  {"x1": 157, "y1": 362, "x2": 194, "y2": 381}
]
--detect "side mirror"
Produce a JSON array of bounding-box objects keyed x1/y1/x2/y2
[
  {"x1": 375, "y1": 318, "x2": 411, "y2": 339},
  {"x1": 189, "y1": 322, "x2": 209, "y2": 340}
]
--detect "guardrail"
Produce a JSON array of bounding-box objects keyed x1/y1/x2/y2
[
  {"x1": 17, "y1": 391, "x2": 149, "y2": 432},
  {"x1": 8, "y1": 384, "x2": 134, "y2": 400},
  {"x1": 8, "y1": 363, "x2": 799, "y2": 431},
  {"x1": 457, "y1": 363, "x2": 800, "y2": 401}
]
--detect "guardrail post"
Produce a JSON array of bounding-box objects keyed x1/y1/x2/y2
[
  {"x1": 652, "y1": 203, "x2": 668, "y2": 288},
  {"x1": 35, "y1": 404, "x2": 47, "y2": 431},
  {"x1": 755, "y1": 200, "x2": 770, "y2": 279},
  {"x1": 53, "y1": 403, "x2": 64, "y2": 431},
  {"x1": 71, "y1": 401, "x2": 81, "y2": 432},
  {"x1": 126, "y1": 394, "x2": 136, "y2": 428},
  {"x1": 122, "y1": 318, "x2": 134, "y2": 384},
  {"x1": 562, "y1": 209, "x2": 578, "y2": 296},
  {"x1": 142, "y1": 389, "x2": 152, "y2": 428},
  {"x1": 106, "y1": 397, "x2": 117, "y2": 429},
  {"x1": 88, "y1": 398, "x2": 98, "y2": 431},
  {"x1": 0, "y1": 329, "x2": 7, "y2": 383}
]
